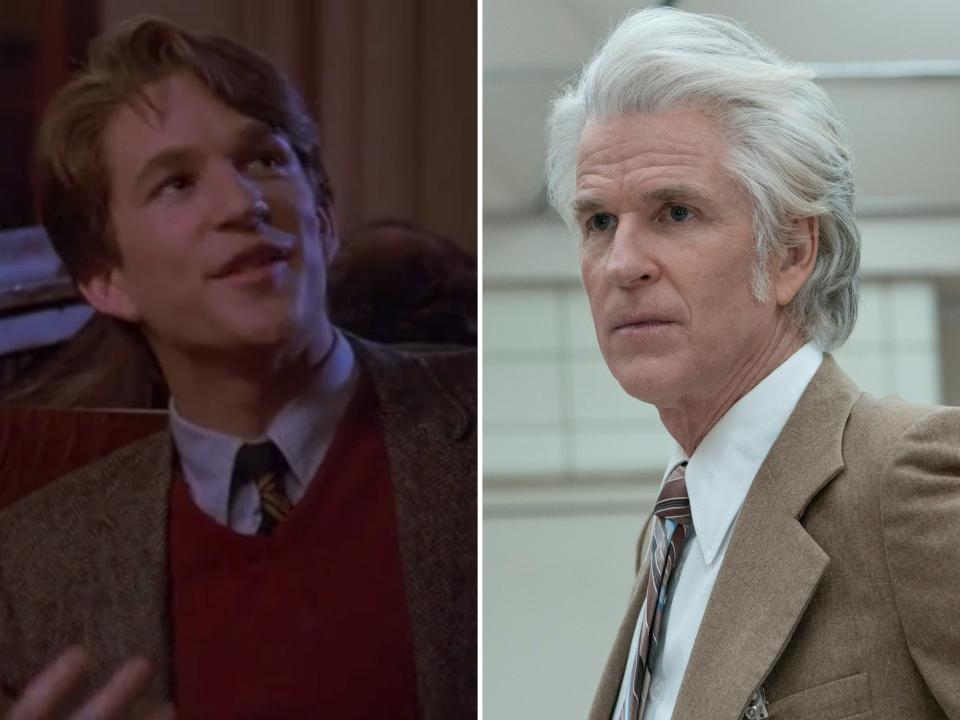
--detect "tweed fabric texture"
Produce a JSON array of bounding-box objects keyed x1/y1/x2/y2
[
  {"x1": 0, "y1": 336, "x2": 477, "y2": 719},
  {"x1": 589, "y1": 356, "x2": 960, "y2": 720}
]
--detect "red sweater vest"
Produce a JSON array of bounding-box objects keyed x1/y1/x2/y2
[{"x1": 169, "y1": 376, "x2": 421, "y2": 719}]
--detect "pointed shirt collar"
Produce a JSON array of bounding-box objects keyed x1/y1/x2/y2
[
  {"x1": 168, "y1": 329, "x2": 357, "y2": 525},
  {"x1": 664, "y1": 342, "x2": 823, "y2": 566}
]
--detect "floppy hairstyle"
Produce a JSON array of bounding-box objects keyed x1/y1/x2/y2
[
  {"x1": 35, "y1": 16, "x2": 331, "y2": 282},
  {"x1": 546, "y1": 8, "x2": 861, "y2": 351}
]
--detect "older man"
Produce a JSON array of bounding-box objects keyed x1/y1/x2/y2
[
  {"x1": 546, "y1": 8, "x2": 960, "y2": 720},
  {"x1": 0, "y1": 17, "x2": 475, "y2": 719}
]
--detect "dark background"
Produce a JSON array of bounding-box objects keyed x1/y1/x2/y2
[{"x1": 0, "y1": 0, "x2": 478, "y2": 251}]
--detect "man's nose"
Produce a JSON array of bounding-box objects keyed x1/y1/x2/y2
[
  {"x1": 209, "y1": 161, "x2": 271, "y2": 231},
  {"x1": 605, "y1": 218, "x2": 660, "y2": 287}
]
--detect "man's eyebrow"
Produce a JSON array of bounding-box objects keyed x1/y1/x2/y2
[
  {"x1": 571, "y1": 185, "x2": 713, "y2": 218},
  {"x1": 231, "y1": 120, "x2": 283, "y2": 149},
  {"x1": 132, "y1": 147, "x2": 197, "y2": 195},
  {"x1": 571, "y1": 196, "x2": 604, "y2": 218},
  {"x1": 641, "y1": 185, "x2": 712, "y2": 207},
  {"x1": 131, "y1": 121, "x2": 283, "y2": 195}
]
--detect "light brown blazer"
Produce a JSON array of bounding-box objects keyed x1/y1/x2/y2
[
  {"x1": 0, "y1": 338, "x2": 477, "y2": 719},
  {"x1": 589, "y1": 356, "x2": 960, "y2": 720}
]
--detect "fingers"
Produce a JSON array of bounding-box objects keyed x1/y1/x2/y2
[
  {"x1": 8, "y1": 646, "x2": 88, "y2": 720},
  {"x1": 5, "y1": 650, "x2": 161, "y2": 720},
  {"x1": 69, "y1": 657, "x2": 153, "y2": 720}
]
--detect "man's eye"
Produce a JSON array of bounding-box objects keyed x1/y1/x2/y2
[
  {"x1": 587, "y1": 213, "x2": 617, "y2": 233},
  {"x1": 667, "y1": 205, "x2": 694, "y2": 222},
  {"x1": 155, "y1": 174, "x2": 193, "y2": 198},
  {"x1": 246, "y1": 151, "x2": 288, "y2": 173}
]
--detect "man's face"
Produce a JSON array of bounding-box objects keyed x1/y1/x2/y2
[
  {"x1": 575, "y1": 107, "x2": 786, "y2": 409},
  {"x1": 90, "y1": 72, "x2": 333, "y2": 360}
]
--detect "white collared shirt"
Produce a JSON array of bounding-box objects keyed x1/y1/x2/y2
[
  {"x1": 168, "y1": 330, "x2": 358, "y2": 534},
  {"x1": 612, "y1": 342, "x2": 824, "y2": 720}
]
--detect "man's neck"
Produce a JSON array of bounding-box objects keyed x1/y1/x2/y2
[
  {"x1": 157, "y1": 327, "x2": 336, "y2": 439},
  {"x1": 658, "y1": 322, "x2": 807, "y2": 457}
]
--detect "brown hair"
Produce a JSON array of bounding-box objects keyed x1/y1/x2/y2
[{"x1": 35, "y1": 16, "x2": 331, "y2": 281}]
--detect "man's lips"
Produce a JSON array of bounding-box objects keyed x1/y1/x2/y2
[
  {"x1": 209, "y1": 244, "x2": 293, "y2": 279},
  {"x1": 611, "y1": 315, "x2": 678, "y2": 332}
]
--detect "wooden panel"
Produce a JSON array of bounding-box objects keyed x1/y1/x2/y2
[
  {"x1": 419, "y1": 0, "x2": 477, "y2": 250},
  {"x1": 0, "y1": 0, "x2": 97, "y2": 229},
  {"x1": 362, "y1": 1, "x2": 418, "y2": 223}
]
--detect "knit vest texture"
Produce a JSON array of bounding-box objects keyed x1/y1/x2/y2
[{"x1": 168, "y1": 375, "x2": 421, "y2": 719}]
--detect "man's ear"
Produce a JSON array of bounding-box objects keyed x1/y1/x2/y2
[
  {"x1": 317, "y1": 205, "x2": 340, "y2": 264},
  {"x1": 775, "y1": 216, "x2": 819, "y2": 306},
  {"x1": 77, "y1": 264, "x2": 141, "y2": 322}
]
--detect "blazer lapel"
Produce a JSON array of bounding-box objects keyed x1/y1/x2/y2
[
  {"x1": 352, "y1": 338, "x2": 476, "y2": 718},
  {"x1": 588, "y1": 517, "x2": 655, "y2": 720},
  {"x1": 82, "y1": 432, "x2": 173, "y2": 708},
  {"x1": 672, "y1": 357, "x2": 861, "y2": 719}
]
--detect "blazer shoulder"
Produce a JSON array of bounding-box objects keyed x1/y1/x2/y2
[
  {"x1": 843, "y1": 392, "x2": 948, "y2": 471},
  {"x1": 352, "y1": 337, "x2": 475, "y2": 383},
  {"x1": 350, "y1": 336, "x2": 477, "y2": 421},
  {"x1": 837, "y1": 394, "x2": 960, "y2": 522},
  {"x1": 0, "y1": 431, "x2": 170, "y2": 566}
]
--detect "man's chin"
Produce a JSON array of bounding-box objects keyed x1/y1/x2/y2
[
  {"x1": 609, "y1": 363, "x2": 685, "y2": 408},
  {"x1": 215, "y1": 313, "x2": 302, "y2": 351}
]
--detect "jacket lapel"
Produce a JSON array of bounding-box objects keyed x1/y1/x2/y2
[
  {"x1": 352, "y1": 339, "x2": 476, "y2": 718},
  {"x1": 80, "y1": 431, "x2": 173, "y2": 709},
  {"x1": 672, "y1": 356, "x2": 861, "y2": 719},
  {"x1": 588, "y1": 517, "x2": 656, "y2": 720}
]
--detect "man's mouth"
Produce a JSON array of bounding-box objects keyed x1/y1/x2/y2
[
  {"x1": 612, "y1": 313, "x2": 676, "y2": 330},
  {"x1": 612, "y1": 317, "x2": 678, "y2": 336},
  {"x1": 211, "y1": 245, "x2": 292, "y2": 279}
]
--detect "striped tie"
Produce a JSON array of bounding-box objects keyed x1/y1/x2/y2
[
  {"x1": 232, "y1": 441, "x2": 291, "y2": 536},
  {"x1": 624, "y1": 461, "x2": 693, "y2": 720}
]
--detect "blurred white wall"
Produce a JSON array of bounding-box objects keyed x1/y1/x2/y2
[{"x1": 483, "y1": 2, "x2": 960, "y2": 718}]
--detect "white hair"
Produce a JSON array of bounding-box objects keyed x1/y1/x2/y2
[{"x1": 546, "y1": 8, "x2": 861, "y2": 351}]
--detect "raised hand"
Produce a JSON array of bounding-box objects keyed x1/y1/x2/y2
[{"x1": 1, "y1": 646, "x2": 173, "y2": 720}]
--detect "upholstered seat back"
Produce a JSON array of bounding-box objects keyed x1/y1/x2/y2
[{"x1": 0, "y1": 408, "x2": 166, "y2": 511}]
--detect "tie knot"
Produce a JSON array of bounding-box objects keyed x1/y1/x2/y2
[
  {"x1": 232, "y1": 441, "x2": 286, "y2": 484},
  {"x1": 232, "y1": 441, "x2": 290, "y2": 535},
  {"x1": 654, "y1": 461, "x2": 691, "y2": 524}
]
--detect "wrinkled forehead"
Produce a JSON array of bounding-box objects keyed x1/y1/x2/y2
[
  {"x1": 576, "y1": 108, "x2": 730, "y2": 170},
  {"x1": 573, "y1": 108, "x2": 735, "y2": 204}
]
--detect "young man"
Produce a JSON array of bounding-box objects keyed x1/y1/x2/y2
[{"x1": 0, "y1": 18, "x2": 475, "y2": 719}]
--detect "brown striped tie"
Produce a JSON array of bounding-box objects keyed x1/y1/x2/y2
[
  {"x1": 624, "y1": 461, "x2": 693, "y2": 720},
  {"x1": 232, "y1": 441, "x2": 291, "y2": 536}
]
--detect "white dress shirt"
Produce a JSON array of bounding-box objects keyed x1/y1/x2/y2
[
  {"x1": 612, "y1": 342, "x2": 823, "y2": 720},
  {"x1": 169, "y1": 329, "x2": 358, "y2": 534}
]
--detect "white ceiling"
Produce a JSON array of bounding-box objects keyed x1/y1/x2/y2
[{"x1": 483, "y1": 0, "x2": 960, "y2": 218}]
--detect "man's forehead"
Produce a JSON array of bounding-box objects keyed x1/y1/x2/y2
[
  {"x1": 102, "y1": 75, "x2": 273, "y2": 174},
  {"x1": 574, "y1": 110, "x2": 731, "y2": 196},
  {"x1": 100, "y1": 77, "x2": 283, "y2": 206},
  {"x1": 576, "y1": 109, "x2": 726, "y2": 166},
  {"x1": 108, "y1": 72, "x2": 254, "y2": 137}
]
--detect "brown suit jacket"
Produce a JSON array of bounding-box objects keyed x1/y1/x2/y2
[
  {"x1": 589, "y1": 356, "x2": 960, "y2": 720},
  {"x1": 0, "y1": 338, "x2": 477, "y2": 719}
]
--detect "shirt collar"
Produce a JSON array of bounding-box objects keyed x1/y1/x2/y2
[
  {"x1": 664, "y1": 342, "x2": 823, "y2": 565},
  {"x1": 269, "y1": 330, "x2": 356, "y2": 487},
  {"x1": 168, "y1": 329, "x2": 357, "y2": 523}
]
